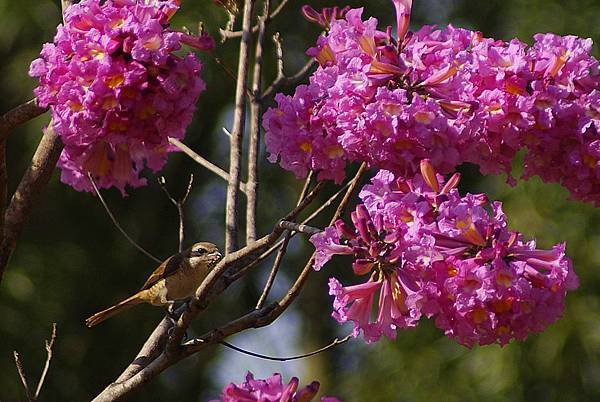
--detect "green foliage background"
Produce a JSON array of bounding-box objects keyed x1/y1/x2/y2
[{"x1": 1, "y1": 0, "x2": 599, "y2": 400}]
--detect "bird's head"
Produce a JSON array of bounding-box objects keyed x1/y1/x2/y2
[{"x1": 186, "y1": 242, "x2": 222, "y2": 268}]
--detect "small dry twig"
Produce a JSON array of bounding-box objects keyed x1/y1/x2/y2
[
  {"x1": 220, "y1": 0, "x2": 290, "y2": 40},
  {"x1": 14, "y1": 323, "x2": 58, "y2": 401},
  {"x1": 168, "y1": 138, "x2": 247, "y2": 194},
  {"x1": 157, "y1": 174, "x2": 194, "y2": 252}
]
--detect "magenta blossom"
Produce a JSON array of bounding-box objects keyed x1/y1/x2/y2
[
  {"x1": 29, "y1": 0, "x2": 210, "y2": 194},
  {"x1": 311, "y1": 160, "x2": 578, "y2": 346},
  {"x1": 211, "y1": 372, "x2": 340, "y2": 402},
  {"x1": 265, "y1": 2, "x2": 600, "y2": 204}
]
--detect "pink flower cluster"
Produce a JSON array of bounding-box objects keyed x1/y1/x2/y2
[
  {"x1": 264, "y1": 1, "x2": 600, "y2": 204},
  {"x1": 310, "y1": 161, "x2": 579, "y2": 347},
  {"x1": 211, "y1": 372, "x2": 340, "y2": 402},
  {"x1": 29, "y1": 0, "x2": 212, "y2": 193}
]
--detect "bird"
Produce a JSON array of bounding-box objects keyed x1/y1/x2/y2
[{"x1": 85, "y1": 242, "x2": 222, "y2": 327}]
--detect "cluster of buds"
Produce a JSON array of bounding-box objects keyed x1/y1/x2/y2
[
  {"x1": 311, "y1": 160, "x2": 579, "y2": 347},
  {"x1": 29, "y1": 0, "x2": 213, "y2": 193},
  {"x1": 264, "y1": 1, "x2": 600, "y2": 204}
]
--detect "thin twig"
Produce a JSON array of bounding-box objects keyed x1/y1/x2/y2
[
  {"x1": 225, "y1": 0, "x2": 254, "y2": 254},
  {"x1": 14, "y1": 351, "x2": 32, "y2": 401},
  {"x1": 277, "y1": 221, "x2": 322, "y2": 236},
  {"x1": 157, "y1": 174, "x2": 194, "y2": 252},
  {"x1": 34, "y1": 323, "x2": 57, "y2": 400},
  {"x1": 89, "y1": 175, "x2": 161, "y2": 264},
  {"x1": 220, "y1": 0, "x2": 290, "y2": 40},
  {"x1": 302, "y1": 180, "x2": 351, "y2": 224},
  {"x1": 246, "y1": 0, "x2": 271, "y2": 244},
  {"x1": 13, "y1": 323, "x2": 58, "y2": 402},
  {"x1": 217, "y1": 334, "x2": 352, "y2": 361},
  {"x1": 273, "y1": 32, "x2": 284, "y2": 80},
  {"x1": 169, "y1": 138, "x2": 247, "y2": 194},
  {"x1": 261, "y1": 59, "x2": 317, "y2": 101},
  {"x1": 256, "y1": 173, "x2": 313, "y2": 308}
]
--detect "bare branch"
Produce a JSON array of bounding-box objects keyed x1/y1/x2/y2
[
  {"x1": 14, "y1": 351, "x2": 33, "y2": 401},
  {"x1": 0, "y1": 126, "x2": 63, "y2": 283},
  {"x1": 157, "y1": 174, "x2": 194, "y2": 252},
  {"x1": 246, "y1": 0, "x2": 271, "y2": 244},
  {"x1": 225, "y1": 0, "x2": 255, "y2": 254},
  {"x1": 168, "y1": 138, "x2": 247, "y2": 194},
  {"x1": 262, "y1": 59, "x2": 317, "y2": 101},
  {"x1": 220, "y1": 0, "x2": 290, "y2": 40},
  {"x1": 273, "y1": 32, "x2": 284, "y2": 79},
  {"x1": 34, "y1": 323, "x2": 57, "y2": 400},
  {"x1": 256, "y1": 173, "x2": 313, "y2": 308},
  {"x1": 217, "y1": 334, "x2": 352, "y2": 361},
  {"x1": 14, "y1": 323, "x2": 58, "y2": 402},
  {"x1": 0, "y1": 99, "x2": 48, "y2": 142},
  {"x1": 89, "y1": 175, "x2": 161, "y2": 264},
  {"x1": 277, "y1": 221, "x2": 321, "y2": 236}
]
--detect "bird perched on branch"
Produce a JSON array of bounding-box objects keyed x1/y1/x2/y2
[{"x1": 85, "y1": 242, "x2": 222, "y2": 327}]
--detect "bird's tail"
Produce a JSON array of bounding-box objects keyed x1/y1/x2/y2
[{"x1": 85, "y1": 292, "x2": 144, "y2": 327}]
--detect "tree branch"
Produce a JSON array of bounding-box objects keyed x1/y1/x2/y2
[
  {"x1": 277, "y1": 220, "x2": 321, "y2": 236},
  {"x1": 0, "y1": 99, "x2": 47, "y2": 142},
  {"x1": 0, "y1": 126, "x2": 63, "y2": 283},
  {"x1": 220, "y1": 0, "x2": 290, "y2": 40},
  {"x1": 246, "y1": 0, "x2": 270, "y2": 244},
  {"x1": 262, "y1": 57, "x2": 316, "y2": 101},
  {"x1": 168, "y1": 138, "x2": 247, "y2": 194},
  {"x1": 225, "y1": 0, "x2": 255, "y2": 254}
]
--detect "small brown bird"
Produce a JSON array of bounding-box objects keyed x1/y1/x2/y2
[{"x1": 85, "y1": 242, "x2": 221, "y2": 327}]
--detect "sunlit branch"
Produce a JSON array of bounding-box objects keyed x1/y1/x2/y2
[
  {"x1": 225, "y1": 0, "x2": 255, "y2": 254},
  {"x1": 168, "y1": 138, "x2": 247, "y2": 194}
]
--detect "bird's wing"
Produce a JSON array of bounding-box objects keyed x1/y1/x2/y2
[{"x1": 140, "y1": 254, "x2": 184, "y2": 290}]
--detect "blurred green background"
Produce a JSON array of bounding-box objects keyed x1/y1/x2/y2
[{"x1": 1, "y1": 0, "x2": 600, "y2": 400}]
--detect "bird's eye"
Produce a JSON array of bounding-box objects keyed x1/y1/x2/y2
[{"x1": 192, "y1": 248, "x2": 207, "y2": 257}]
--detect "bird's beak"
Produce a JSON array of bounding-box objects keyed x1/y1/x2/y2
[{"x1": 209, "y1": 251, "x2": 222, "y2": 260}]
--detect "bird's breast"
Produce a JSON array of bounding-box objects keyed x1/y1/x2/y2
[{"x1": 163, "y1": 264, "x2": 209, "y2": 301}]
